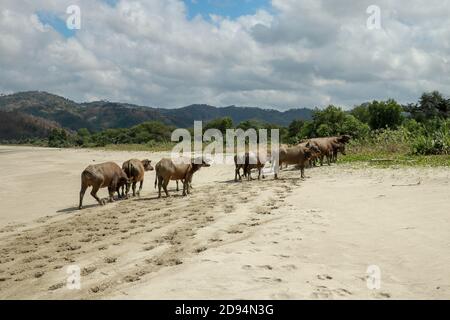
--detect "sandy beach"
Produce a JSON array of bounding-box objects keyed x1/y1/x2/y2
[{"x1": 0, "y1": 145, "x2": 449, "y2": 299}]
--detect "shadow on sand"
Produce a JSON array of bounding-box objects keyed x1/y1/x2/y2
[{"x1": 57, "y1": 204, "x2": 98, "y2": 213}]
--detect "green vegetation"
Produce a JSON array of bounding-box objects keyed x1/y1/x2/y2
[
  {"x1": 282, "y1": 92, "x2": 449, "y2": 161},
  {"x1": 4, "y1": 90, "x2": 449, "y2": 167},
  {"x1": 40, "y1": 121, "x2": 176, "y2": 150}
]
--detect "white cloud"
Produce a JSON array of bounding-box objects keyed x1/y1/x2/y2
[{"x1": 0, "y1": 0, "x2": 449, "y2": 110}]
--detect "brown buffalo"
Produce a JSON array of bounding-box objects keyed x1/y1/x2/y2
[
  {"x1": 298, "y1": 141, "x2": 322, "y2": 168},
  {"x1": 274, "y1": 144, "x2": 313, "y2": 179},
  {"x1": 79, "y1": 162, "x2": 128, "y2": 209},
  {"x1": 234, "y1": 152, "x2": 266, "y2": 181},
  {"x1": 309, "y1": 135, "x2": 351, "y2": 166},
  {"x1": 154, "y1": 158, "x2": 210, "y2": 198},
  {"x1": 309, "y1": 138, "x2": 334, "y2": 166},
  {"x1": 331, "y1": 141, "x2": 347, "y2": 163},
  {"x1": 122, "y1": 159, "x2": 154, "y2": 198}
]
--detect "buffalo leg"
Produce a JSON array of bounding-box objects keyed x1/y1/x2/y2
[
  {"x1": 132, "y1": 182, "x2": 137, "y2": 197},
  {"x1": 108, "y1": 185, "x2": 115, "y2": 203},
  {"x1": 79, "y1": 183, "x2": 88, "y2": 210},
  {"x1": 185, "y1": 179, "x2": 192, "y2": 195},
  {"x1": 182, "y1": 180, "x2": 187, "y2": 196},
  {"x1": 90, "y1": 185, "x2": 104, "y2": 206},
  {"x1": 157, "y1": 176, "x2": 163, "y2": 198},
  {"x1": 163, "y1": 179, "x2": 170, "y2": 198},
  {"x1": 137, "y1": 181, "x2": 143, "y2": 196}
]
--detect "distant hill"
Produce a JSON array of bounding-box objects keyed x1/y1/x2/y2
[
  {"x1": 0, "y1": 91, "x2": 313, "y2": 140},
  {"x1": 158, "y1": 104, "x2": 313, "y2": 128},
  {"x1": 0, "y1": 110, "x2": 61, "y2": 140}
]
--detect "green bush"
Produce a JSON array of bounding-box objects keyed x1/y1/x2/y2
[
  {"x1": 48, "y1": 129, "x2": 72, "y2": 148},
  {"x1": 367, "y1": 99, "x2": 404, "y2": 130},
  {"x1": 290, "y1": 105, "x2": 370, "y2": 140},
  {"x1": 410, "y1": 120, "x2": 450, "y2": 155},
  {"x1": 349, "y1": 127, "x2": 411, "y2": 155}
]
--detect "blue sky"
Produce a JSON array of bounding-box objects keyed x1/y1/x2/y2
[
  {"x1": 36, "y1": 11, "x2": 76, "y2": 38},
  {"x1": 38, "y1": 0, "x2": 271, "y2": 38},
  {"x1": 184, "y1": 0, "x2": 271, "y2": 19}
]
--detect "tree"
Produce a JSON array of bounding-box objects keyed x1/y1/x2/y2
[
  {"x1": 307, "y1": 106, "x2": 369, "y2": 139},
  {"x1": 312, "y1": 105, "x2": 347, "y2": 135},
  {"x1": 406, "y1": 91, "x2": 450, "y2": 121},
  {"x1": 342, "y1": 114, "x2": 370, "y2": 138},
  {"x1": 75, "y1": 128, "x2": 91, "y2": 146},
  {"x1": 367, "y1": 99, "x2": 403, "y2": 130},
  {"x1": 237, "y1": 120, "x2": 265, "y2": 131},
  {"x1": 288, "y1": 119, "x2": 304, "y2": 137},
  {"x1": 282, "y1": 119, "x2": 304, "y2": 144},
  {"x1": 48, "y1": 128, "x2": 71, "y2": 148},
  {"x1": 351, "y1": 103, "x2": 371, "y2": 124},
  {"x1": 204, "y1": 117, "x2": 233, "y2": 135}
]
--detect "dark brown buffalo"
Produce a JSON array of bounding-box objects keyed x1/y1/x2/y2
[
  {"x1": 331, "y1": 141, "x2": 347, "y2": 163},
  {"x1": 122, "y1": 159, "x2": 154, "y2": 197},
  {"x1": 79, "y1": 162, "x2": 128, "y2": 209},
  {"x1": 154, "y1": 158, "x2": 210, "y2": 198},
  {"x1": 234, "y1": 152, "x2": 266, "y2": 181},
  {"x1": 298, "y1": 141, "x2": 322, "y2": 168}
]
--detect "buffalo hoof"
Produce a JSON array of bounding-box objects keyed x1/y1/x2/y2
[{"x1": 78, "y1": 206, "x2": 83, "y2": 210}]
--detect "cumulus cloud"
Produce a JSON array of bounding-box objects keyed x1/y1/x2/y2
[{"x1": 0, "y1": 0, "x2": 449, "y2": 110}]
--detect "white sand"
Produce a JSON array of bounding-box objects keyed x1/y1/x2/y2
[{"x1": 0, "y1": 145, "x2": 449, "y2": 299}]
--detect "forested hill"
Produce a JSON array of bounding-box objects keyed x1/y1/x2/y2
[{"x1": 0, "y1": 91, "x2": 313, "y2": 139}]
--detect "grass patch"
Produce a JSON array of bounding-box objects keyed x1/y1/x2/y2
[{"x1": 339, "y1": 152, "x2": 450, "y2": 168}]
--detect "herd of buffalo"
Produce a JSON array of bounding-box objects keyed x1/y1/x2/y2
[{"x1": 78, "y1": 135, "x2": 351, "y2": 209}]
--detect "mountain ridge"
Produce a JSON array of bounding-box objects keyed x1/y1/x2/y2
[{"x1": 0, "y1": 91, "x2": 313, "y2": 140}]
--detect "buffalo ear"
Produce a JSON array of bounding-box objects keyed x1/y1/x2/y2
[{"x1": 306, "y1": 142, "x2": 310, "y2": 148}]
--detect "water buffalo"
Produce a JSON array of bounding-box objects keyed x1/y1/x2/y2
[
  {"x1": 234, "y1": 152, "x2": 267, "y2": 181},
  {"x1": 273, "y1": 144, "x2": 313, "y2": 179},
  {"x1": 154, "y1": 158, "x2": 210, "y2": 198},
  {"x1": 331, "y1": 142, "x2": 346, "y2": 163},
  {"x1": 79, "y1": 162, "x2": 128, "y2": 210},
  {"x1": 122, "y1": 159, "x2": 154, "y2": 198},
  {"x1": 298, "y1": 141, "x2": 321, "y2": 168},
  {"x1": 309, "y1": 135, "x2": 351, "y2": 166},
  {"x1": 309, "y1": 138, "x2": 334, "y2": 166}
]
